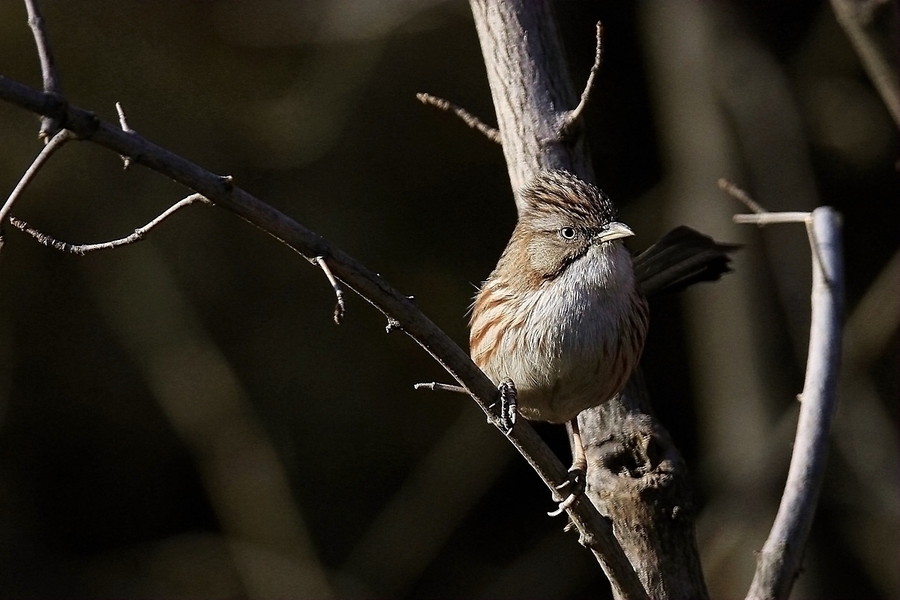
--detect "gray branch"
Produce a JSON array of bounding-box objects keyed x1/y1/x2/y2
[
  {"x1": 23, "y1": 0, "x2": 63, "y2": 139},
  {"x1": 744, "y1": 207, "x2": 844, "y2": 600},
  {"x1": 8, "y1": 193, "x2": 209, "y2": 254},
  {"x1": 0, "y1": 72, "x2": 644, "y2": 600},
  {"x1": 829, "y1": 0, "x2": 900, "y2": 127}
]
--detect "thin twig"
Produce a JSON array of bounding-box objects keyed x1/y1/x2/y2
[
  {"x1": 560, "y1": 21, "x2": 604, "y2": 136},
  {"x1": 315, "y1": 256, "x2": 346, "y2": 325},
  {"x1": 8, "y1": 193, "x2": 209, "y2": 254},
  {"x1": 718, "y1": 178, "x2": 768, "y2": 214},
  {"x1": 416, "y1": 92, "x2": 501, "y2": 143},
  {"x1": 23, "y1": 0, "x2": 62, "y2": 140},
  {"x1": 414, "y1": 382, "x2": 469, "y2": 394},
  {"x1": 733, "y1": 212, "x2": 812, "y2": 225},
  {"x1": 738, "y1": 207, "x2": 843, "y2": 600},
  {"x1": 116, "y1": 101, "x2": 133, "y2": 169},
  {"x1": 0, "y1": 127, "x2": 70, "y2": 226}
]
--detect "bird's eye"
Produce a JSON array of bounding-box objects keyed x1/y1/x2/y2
[{"x1": 559, "y1": 227, "x2": 577, "y2": 240}]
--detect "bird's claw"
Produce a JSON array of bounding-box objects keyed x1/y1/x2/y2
[
  {"x1": 491, "y1": 377, "x2": 518, "y2": 434},
  {"x1": 548, "y1": 466, "x2": 585, "y2": 517}
]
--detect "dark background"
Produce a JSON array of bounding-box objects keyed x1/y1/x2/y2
[{"x1": 0, "y1": 1, "x2": 896, "y2": 598}]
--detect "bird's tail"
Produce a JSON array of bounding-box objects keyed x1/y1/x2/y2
[{"x1": 633, "y1": 226, "x2": 739, "y2": 297}]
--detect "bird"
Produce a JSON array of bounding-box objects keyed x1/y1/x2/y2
[{"x1": 469, "y1": 169, "x2": 734, "y2": 510}]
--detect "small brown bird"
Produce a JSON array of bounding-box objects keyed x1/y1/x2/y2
[
  {"x1": 469, "y1": 170, "x2": 649, "y2": 505},
  {"x1": 469, "y1": 170, "x2": 733, "y2": 509}
]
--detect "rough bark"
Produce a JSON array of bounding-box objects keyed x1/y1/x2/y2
[{"x1": 470, "y1": 0, "x2": 594, "y2": 210}]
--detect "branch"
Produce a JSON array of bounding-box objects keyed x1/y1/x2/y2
[
  {"x1": 737, "y1": 207, "x2": 844, "y2": 600},
  {"x1": 23, "y1": 0, "x2": 63, "y2": 139},
  {"x1": 314, "y1": 255, "x2": 347, "y2": 325},
  {"x1": 7, "y1": 193, "x2": 209, "y2": 254},
  {"x1": 829, "y1": 0, "x2": 900, "y2": 127},
  {"x1": 469, "y1": 0, "x2": 595, "y2": 208},
  {"x1": 115, "y1": 101, "x2": 134, "y2": 168},
  {"x1": 0, "y1": 127, "x2": 71, "y2": 252},
  {"x1": 0, "y1": 74, "x2": 645, "y2": 599},
  {"x1": 415, "y1": 92, "x2": 501, "y2": 143},
  {"x1": 560, "y1": 21, "x2": 604, "y2": 137},
  {"x1": 733, "y1": 212, "x2": 818, "y2": 225}
]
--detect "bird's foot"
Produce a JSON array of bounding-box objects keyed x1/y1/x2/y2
[
  {"x1": 490, "y1": 377, "x2": 518, "y2": 434},
  {"x1": 548, "y1": 418, "x2": 588, "y2": 517},
  {"x1": 548, "y1": 465, "x2": 585, "y2": 517}
]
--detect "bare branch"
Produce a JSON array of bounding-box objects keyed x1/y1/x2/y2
[
  {"x1": 718, "y1": 177, "x2": 768, "y2": 214},
  {"x1": 7, "y1": 193, "x2": 209, "y2": 254},
  {"x1": 829, "y1": 0, "x2": 900, "y2": 127},
  {"x1": 0, "y1": 71, "x2": 650, "y2": 599},
  {"x1": 23, "y1": 0, "x2": 62, "y2": 139},
  {"x1": 315, "y1": 255, "x2": 347, "y2": 325},
  {"x1": 416, "y1": 92, "x2": 501, "y2": 143},
  {"x1": 740, "y1": 207, "x2": 844, "y2": 600},
  {"x1": 413, "y1": 382, "x2": 469, "y2": 394},
  {"x1": 560, "y1": 21, "x2": 604, "y2": 137},
  {"x1": 733, "y1": 212, "x2": 813, "y2": 225},
  {"x1": 115, "y1": 101, "x2": 133, "y2": 169},
  {"x1": 0, "y1": 127, "x2": 71, "y2": 231}
]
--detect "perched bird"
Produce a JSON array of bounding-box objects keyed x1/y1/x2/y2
[{"x1": 469, "y1": 170, "x2": 734, "y2": 508}]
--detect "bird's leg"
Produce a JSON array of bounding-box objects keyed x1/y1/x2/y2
[
  {"x1": 495, "y1": 377, "x2": 518, "y2": 434},
  {"x1": 548, "y1": 418, "x2": 586, "y2": 516}
]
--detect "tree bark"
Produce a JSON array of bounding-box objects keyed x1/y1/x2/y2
[
  {"x1": 470, "y1": 0, "x2": 594, "y2": 210},
  {"x1": 470, "y1": 1, "x2": 709, "y2": 598}
]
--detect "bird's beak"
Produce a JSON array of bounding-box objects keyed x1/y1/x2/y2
[{"x1": 594, "y1": 222, "x2": 634, "y2": 243}]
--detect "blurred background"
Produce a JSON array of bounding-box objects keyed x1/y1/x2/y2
[{"x1": 0, "y1": 1, "x2": 897, "y2": 598}]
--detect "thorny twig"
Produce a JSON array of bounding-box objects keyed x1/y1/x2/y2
[
  {"x1": 0, "y1": 127, "x2": 71, "y2": 253},
  {"x1": 8, "y1": 193, "x2": 210, "y2": 254},
  {"x1": 416, "y1": 92, "x2": 501, "y2": 143},
  {"x1": 315, "y1": 255, "x2": 347, "y2": 325},
  {"x1": 560, "y1": 21, "x2": 604, "y2": 137}
]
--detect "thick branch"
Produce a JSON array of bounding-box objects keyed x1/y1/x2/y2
[
  {"x1": 469, "y1": 0, "x2": 594, "y2": 210},
  {"x1": 0, "y1": 73, "x2": 644, "y2": 599},
  {"x1": 745, "y1": 207, "x2": 844, "y2": 600}
]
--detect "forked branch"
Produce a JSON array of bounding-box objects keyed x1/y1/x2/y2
[{"x1": 724, "y1": 182, "x2": 844, "y2": 600}]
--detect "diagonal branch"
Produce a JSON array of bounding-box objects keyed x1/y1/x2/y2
[
  {"x1": 829, "y1": 0, "x2": 900, "y2": 127},
  {"x1": 0, "y1": 127, "x2": 71, "y2": 253},
  {"x1": 416, "y1": 92, "x2": 501, "y2": 143},
  {"x1": 0, "y1": 74, "x2": 645, "y2": 600}
]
